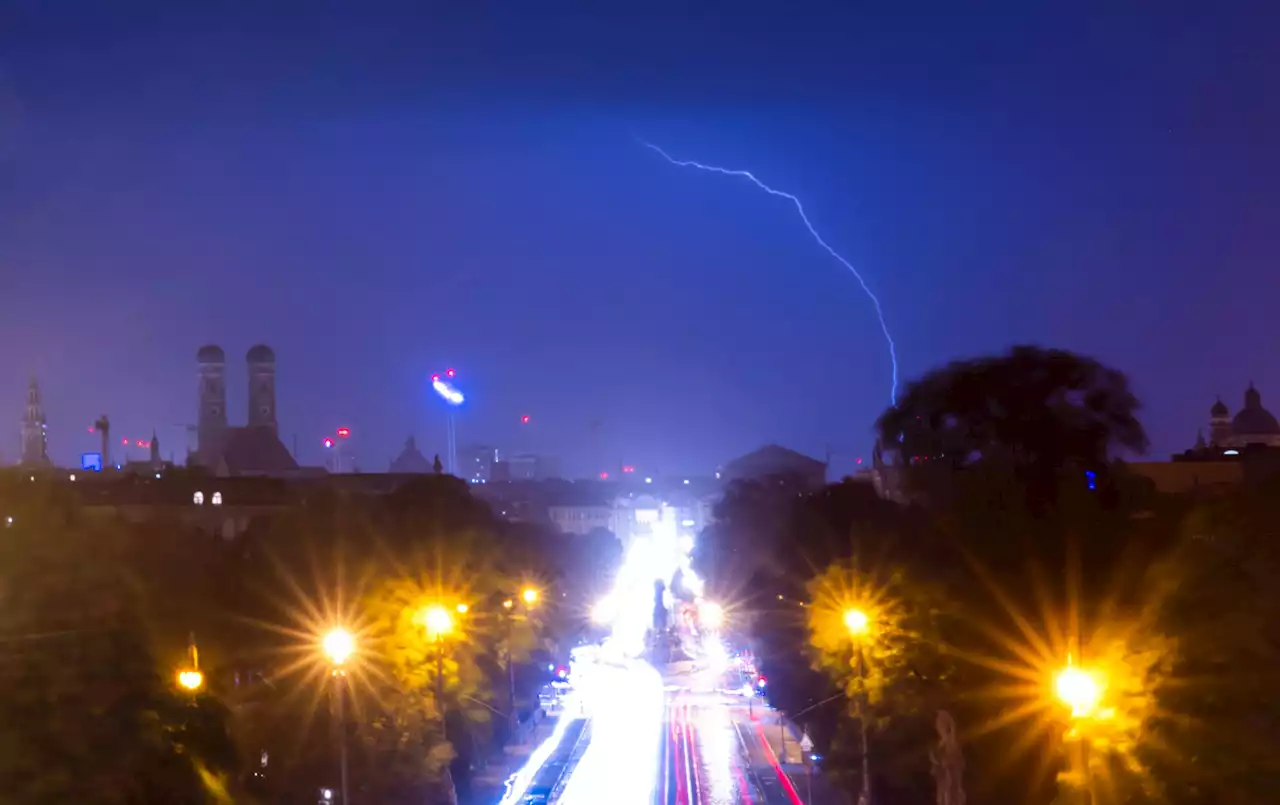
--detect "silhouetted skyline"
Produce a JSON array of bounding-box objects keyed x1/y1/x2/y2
[{"x1": 2, "y1": 2, "x2": 1277, "y2": 472}]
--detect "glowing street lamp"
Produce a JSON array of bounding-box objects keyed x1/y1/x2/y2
[
  {"x1": 321, "y1": 627, "x2": 355, "y2": 805},
  {"x1": 1055, "y1": 664, "x2": 1103, "y2": 719},
  {"x1": 322, "y1": 628, "x2": 356, "y2": 666},
  {"x1": 178, "y1": 669, "x2": 204, "y2": 691},
  {"x1": 421, "y1": 605, "x2": 454, "y2": 640},
  {"x1": 844, "y1": 608, "x2": 870, "y2": 636},
  {"x1": 521, "y1": 587, "x2": 540, "y2": 606},
  {"x1": 841, "y1": 607, "x2": 874, "y2": 805}
]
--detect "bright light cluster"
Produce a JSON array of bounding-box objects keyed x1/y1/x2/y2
[{"x1": 431, "y1": 378, "x2": 464, "y2": 406}]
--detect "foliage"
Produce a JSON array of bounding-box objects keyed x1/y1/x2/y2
[
  {"x1": 0, "y1": 491, "x2": 239, "y2": 804},
  {"x1": 876, "y1": 345, "x2": 1148, "y2": 506}
]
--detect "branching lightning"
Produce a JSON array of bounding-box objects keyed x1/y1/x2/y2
[{"x1": 641, "y1": 140, "x2": 899, "y2": 403}]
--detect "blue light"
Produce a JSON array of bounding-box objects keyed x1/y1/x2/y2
[
  {"x1": 1084, "y1": 470, "x2": 1097, "y2": 491},
  {"x1": 80, "y1": 453, "x2": 103, "y2": 472}
]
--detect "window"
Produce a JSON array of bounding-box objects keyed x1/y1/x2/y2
[
  {"x1": 193, "y1": 491, "x2": 205, "y2": 505},
  {"x1": 212, "y1": 491, "x2": 223, "y2": 506}
]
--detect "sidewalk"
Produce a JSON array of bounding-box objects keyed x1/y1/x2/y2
[{"x1": 464, "y1": 710, "x2": 558, "y2": 805}]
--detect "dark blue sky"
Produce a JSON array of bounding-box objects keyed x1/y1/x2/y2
[{"x1": 2, "y1": 1, "x2": 1277, "y2": 475}]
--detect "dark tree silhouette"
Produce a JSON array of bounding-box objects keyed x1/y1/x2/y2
[{"x1": 876, "y1": 345, "x2": 1148, "y2": 505}]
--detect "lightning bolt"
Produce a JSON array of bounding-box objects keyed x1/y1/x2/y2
[{"x1": 641, "y1": 140, "x2": 899, "y2": 404}]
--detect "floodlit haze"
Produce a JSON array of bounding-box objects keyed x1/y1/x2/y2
[{"x1": 2, "y1": 1, "x2": 1277, "y2": 473}]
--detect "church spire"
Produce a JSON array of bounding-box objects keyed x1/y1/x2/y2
[
  {"x1": 149, "y1": 429, "x2": 161, "y2": 467},
  {"x1": 20, "y1": 376, "x2": 50, "y2": 467}
]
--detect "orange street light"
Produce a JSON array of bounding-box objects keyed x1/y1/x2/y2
[
  {"x1": 178, "y1": 669, "x2": 204, "y2": 691},
  {"x1": 323, "y1": 628, "x2": 356, "y2": 666},
  {"x1": 421, "y1": 604, "x2": 454, "y2": 640},
  {"x1": 455, "y1": 603, "x2": 469, "y2": 615},
  {"x1": 522, "y1": 587, "x2": 539, "y2": 606},
  {"x1": 1055, "y1": 663, "x2": 1103, "y2": 719},
  {"x1": 844, "y1": 608, "x2": 870, "y2": 636}
]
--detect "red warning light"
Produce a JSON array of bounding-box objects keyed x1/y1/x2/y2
[
  {"x1": 446, "y1": 368, "x2": 456, "y2": 378},
  {"x1": 323, "y1": 438, "x2": 335, "y2": 449},
  {"x1": 336, "y1": 427, "x2": 351, "y2": 439},
  {"x1": 88, "y1": 426, "x2": 95, "y2": 433},
  {"x1": 135, "y1": 440, "x2": 144, "y2": 447},
  {"x1": 122, "y1": 438, "x2": 129, "y2": 446},
  {"x1": 622, "y1": 465, "x2": 635, "y2": 473},
  {"x1": 431, "y1": 374, "x2": 440, "y2": 383},
  {"x1": 520, "y1": 414, "x2": 531, "y2": 424},
  {"x1": 599, "y1": 471, "x2": 609, "y2": 480},
  {"x1": 856, "y1": 457, "x2": 863, "y2": 465}
]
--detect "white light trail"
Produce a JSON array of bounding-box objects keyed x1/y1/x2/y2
[
  {"x1": 642, "y1": 139, "x2": 900, "y2": 403},
  {"x1": 496, "y1": 698, "x2": 580, "y2": 805}
]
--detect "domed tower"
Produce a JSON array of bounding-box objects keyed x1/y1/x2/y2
[
  {"x1": 196, "y1": 345, "x2": 227, "y2": 462},
  {"x1": 1230, "y1": 383, "x2": 1280, "y2": 447},
  {"x1": 246, "y1": 344, "x2": 277, "y2": 431},
  {"x1": 1209, "y1": 397, "x2": 1231, "y2": 445}
]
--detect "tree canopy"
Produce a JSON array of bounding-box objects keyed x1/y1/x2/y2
[{"x1": 876, "y1": 345, "x2": 1148, "y2": 505}]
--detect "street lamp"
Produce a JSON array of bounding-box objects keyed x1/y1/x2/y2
[
  {"x1": 323, "y1": 628, "x2": 356, "y2": 666},
  {"x1": 844, "y1": 608, "x2": 870, "y2": 636},
  {"x1": 845, "y1": 608, "x2": 874, "y2": 805},
  {"x1": 1055, "y1": 664, "x2": 1102, "y2": 719},
  {"x1": 505, "y1": 588, "x2": 539, "y2": 732},
  {"x1": 419, "y1": 605, "x2": 457, "y2": 740},
  {"x1": 178, "y1": 669, "x2": 204, "y2": 692},
  {"x1": 322, "y1": 628, "x2": 355, "y2": 805},
  {"x1": 1055, "y1": 659, "x2": 1104, "y2": 805}
]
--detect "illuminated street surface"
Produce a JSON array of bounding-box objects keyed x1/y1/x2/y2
[
  {"x1": 498, "y1": 506, "x2": 815, "y2": 804},
  {"x1": 658, "y1": 686, "x2": 808, "y2": 805}
]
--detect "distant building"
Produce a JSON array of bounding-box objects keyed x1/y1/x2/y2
[
  {"x1": 458, "y1": 443, "x2": 498, "y2": 483},
  {"x1": 492, "y1": 453, "x2": 560, "y2": 481},
  {"x1": 1203, "y1": 384, "x2": 1280, "y2": 449},
  {"x1": 389, "y1": 435, "x2": 434, "y2": 473},
  {"x1": 720, "y1": 444, "x2": 827, "y2": 490},
  {"x1": 191, "y1": 344, "x2": 299, "y2": 477},
  {"x1": 19, "y1": 376, "x2": 50, "y2": 467}
]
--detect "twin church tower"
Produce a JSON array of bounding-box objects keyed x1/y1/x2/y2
[{"x1": 194, "y1": 344, "x2": 293, "y2": 472}]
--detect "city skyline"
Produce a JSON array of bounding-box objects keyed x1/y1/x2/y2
[{"x1": 3, "y1": 3, "x2": 1277, "y2": 473}]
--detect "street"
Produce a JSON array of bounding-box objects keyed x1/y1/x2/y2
[{"x1": 658, "y1": 689, "x2": 816, "y2": 805}]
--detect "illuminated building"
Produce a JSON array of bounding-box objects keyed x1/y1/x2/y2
[{"x1": 458, "y1": 443, "x2": 498, "y2": 483}]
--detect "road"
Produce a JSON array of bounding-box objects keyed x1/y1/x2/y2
[{"x1": 658, "y1": 689, "x2": 813, "y2": 805}]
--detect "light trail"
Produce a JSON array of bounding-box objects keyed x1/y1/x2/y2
[
  {"x1": 496, "y1": 703, "x2": 581, "y2": 805},
  {"x1": 642, "y1": 139, "x2": 900, "y2": 403}
]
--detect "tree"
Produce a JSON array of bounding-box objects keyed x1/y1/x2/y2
[
  {"x1": 806, "y1": 560, "x2": 955, "y2": 802},
  {"x1": 876, "y1": 345, "x2": 1148, "y2": 506},
  {"x1": 1137, "y1": 480, "x2": 1280, "y2": 805},
  {"x1": 0, "y1": 491, "x2": 239, "y2": 803}
]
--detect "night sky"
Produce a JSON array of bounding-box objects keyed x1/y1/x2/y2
[{"x1": 2, "y1": 2, "x2": 1277, "y2": 475}]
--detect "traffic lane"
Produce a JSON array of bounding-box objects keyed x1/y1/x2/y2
[
  {"x1": 727, "y1": 703, "x2": 805, "y2": 805},
  {"x1": 660, "y1": 691, "x2": 788, "y2": 805},
  {"x1": 555, "y1": 661, "x2": 664, "y2": 805}
]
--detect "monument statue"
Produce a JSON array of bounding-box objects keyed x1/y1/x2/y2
[{"x1": 929, "y1": 710, "x2": 965, "y2": 805}]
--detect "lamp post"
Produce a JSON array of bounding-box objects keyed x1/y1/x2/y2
[
  {"x1": 844, "y1": 608, "x2": 873, "y2": 805},
  {"x1": 421, "y1": 605, "x2": 455, "y2": 740},
  {"x1": 322, "y1": 628, "x2": 355, "y2": 805},
  {"x1": 177, "y1": 632, "x2": 204, "y2": 697},
  {"x1": 1055, "y1": 658, "x2": 1102, "y2": 805},
  {"x1": 502, "y1": 588, "x2": 539, "y2": 732}
]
